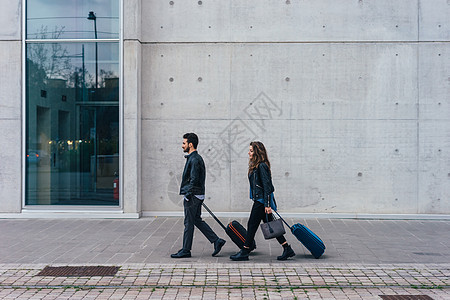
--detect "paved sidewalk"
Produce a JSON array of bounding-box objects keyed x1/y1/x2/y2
[
  {"x1": 0, "y1": 263, "x2": 449, "y2": 299},
  {"x1": 0, "y1": 217, "x2": 449, "y2": 299}
]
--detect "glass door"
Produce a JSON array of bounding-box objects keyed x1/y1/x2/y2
[{"x1": 25, "y1": 0, "x2": 120, "y2": 206}]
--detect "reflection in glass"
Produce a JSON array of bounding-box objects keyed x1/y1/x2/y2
[
  {"x1": 26, "y1": 42, "x2": 119, "y2": 206},
  {"x1": 27, "y1": 0, "x2": 119, "y2": 40}
]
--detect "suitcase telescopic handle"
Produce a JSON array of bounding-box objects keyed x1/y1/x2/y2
[
  {"x1": 202, "y1": 203, "x2": 227, "y2": 231},
  {"x1": 274, "y1": 211, "x2": 293, "y2": 230}
]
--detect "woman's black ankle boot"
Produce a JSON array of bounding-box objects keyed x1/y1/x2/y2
[{"x1": 277, "y1": 245, "x2": 295, "y2": 261}]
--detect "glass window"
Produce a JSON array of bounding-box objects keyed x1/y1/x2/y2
[
  {"x1": 27, "y1": 0, "x2": 119, "y2": 40},
  {"x1": 26, "y1": 1, "x2": 120, "y2": 206}
]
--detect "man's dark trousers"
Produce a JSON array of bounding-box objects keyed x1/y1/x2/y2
[{"x1": 183, "y1": 196, "x2": 219, "y2": 251}]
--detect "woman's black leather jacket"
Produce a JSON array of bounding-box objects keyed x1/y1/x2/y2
[{"x1": 248, "y1": 162, "x2": 274, "y2": 207}]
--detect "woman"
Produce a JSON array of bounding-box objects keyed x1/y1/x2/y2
[{"x1": 230, "y1": 141, "x2": 295, "y2": 261}]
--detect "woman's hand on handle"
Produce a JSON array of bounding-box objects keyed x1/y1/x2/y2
[{"x1": 265, "y1": 207, "x2": 272, "y2": 214}]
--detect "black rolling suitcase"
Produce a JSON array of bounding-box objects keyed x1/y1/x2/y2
[
  {"x1": 202, "y1": 203, "x2": 256, "y2": 251},
  {"x1": 275, "y1": 211, "x2": 325, "y2": 259}
]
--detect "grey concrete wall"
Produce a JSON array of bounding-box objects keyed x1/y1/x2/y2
[
  {"x1": 0, "y1": 0, "x2": 22, "y2": 212},
  {"x1": 123, "y1": 0, "x2": 142, "y2": 214},
  {"x1": 0, "y1": 0, "x2": 21, "y2": 40},
  {"x1": 140, "y1": 1, "x2": 449, "y2": 214},
  {"x1": 2, "y1": 1, "x2": 447, "y2": 216}
]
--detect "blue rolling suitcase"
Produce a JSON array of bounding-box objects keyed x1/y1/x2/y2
[{"x1": 275, "y1": 211, "x2": 325, "y2": 259}]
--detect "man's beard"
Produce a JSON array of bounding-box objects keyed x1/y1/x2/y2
[{"x1": 183, "y1": 145, "x2": 190, "y2": 153}]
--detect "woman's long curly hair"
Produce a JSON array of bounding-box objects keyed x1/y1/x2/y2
[{"x1": 248, "y1": 141, "x2": 271, "y2": 175}]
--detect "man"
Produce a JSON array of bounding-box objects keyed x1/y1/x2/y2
[{"x1": 171, "y1": 133, "x2": 226, "y2": 258}]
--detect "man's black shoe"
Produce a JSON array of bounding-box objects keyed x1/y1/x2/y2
[
  {"x1": 230, "y1": 251, "x2": 240, "y2": 259},
  {"x1": 230, "y1": 249, "x2": 249, "y2": 261},
  {"x1": 171, "y1": 249, "x2": 191, "y2": 258},
  {"x1": 212, "y1": 238, "x2": 226, "y2": 256}
]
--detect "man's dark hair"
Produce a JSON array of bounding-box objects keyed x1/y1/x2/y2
[{"x1": 183, "y1": 133, "x2": 199, "y2": 149}]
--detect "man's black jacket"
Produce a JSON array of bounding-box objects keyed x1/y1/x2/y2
[{"x1": 179, "y1": 151, "x2": 206, "y2": 198}]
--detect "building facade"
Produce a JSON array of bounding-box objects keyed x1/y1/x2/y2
[{"x1": 0, "y1": 0, "x2": 449, "y2": 218}]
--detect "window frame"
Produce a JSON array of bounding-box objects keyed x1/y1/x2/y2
[{"x1": 22, "y1": 0, "x2": 123, "y2": 211}]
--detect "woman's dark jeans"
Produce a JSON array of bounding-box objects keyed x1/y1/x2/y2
[{"x1": 243, "y1": 200, "x2": 286, "y2": 248}]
